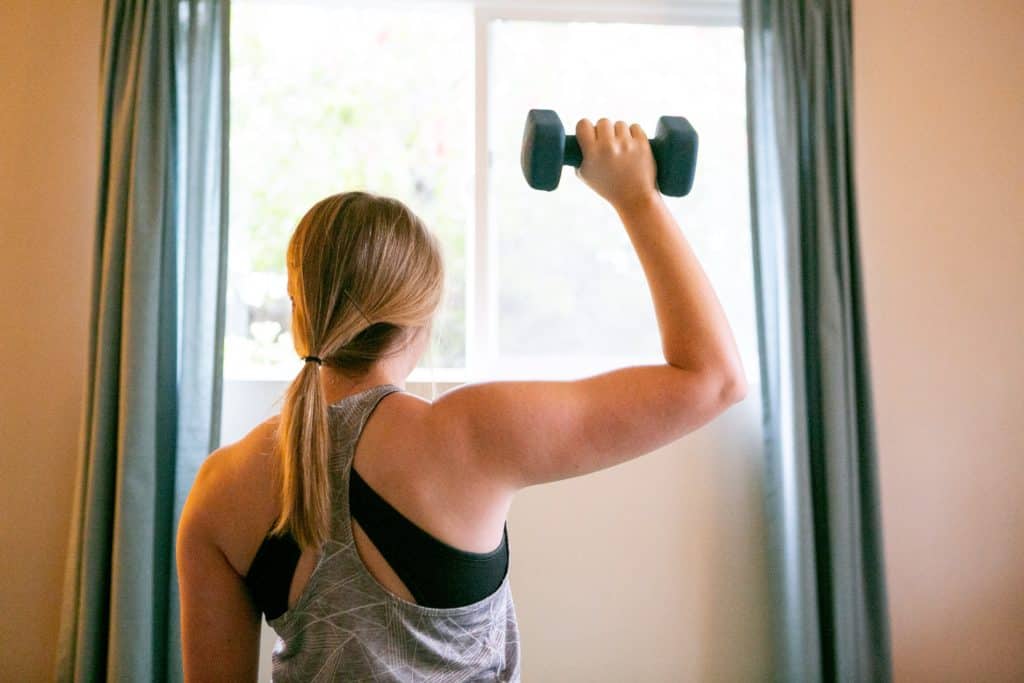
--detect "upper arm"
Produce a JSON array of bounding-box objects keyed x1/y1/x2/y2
[
  {"x1": 433, "y1": 364, "x2": 745, "y2": 491},
  {"x1": 177, "y1": 451, "x2": 262, "y2": 683}
]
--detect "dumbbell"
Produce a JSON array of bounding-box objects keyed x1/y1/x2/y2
[{"x1": 520, "y1": 109, "x2": 699, "y2": 197}]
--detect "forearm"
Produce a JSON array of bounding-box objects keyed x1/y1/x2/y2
[{"x1": 615, "y1": 194, "x2": 746, "y2": 384}]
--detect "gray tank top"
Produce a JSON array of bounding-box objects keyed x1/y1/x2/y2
[{"x1": 267, "y1": 383, "x2": 521, "y2": 682}]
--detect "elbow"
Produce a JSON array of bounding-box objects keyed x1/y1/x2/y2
[
  {"x1": 716, "y1": 373, "x2": 749, "y2": 405},
  {"x1": 671, "y1": 355, "x2": 749, "y2": 406}
]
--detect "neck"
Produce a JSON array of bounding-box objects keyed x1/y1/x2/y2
[
  {"x1": 315, "y1": 324, "x2": 428, "y2": 404},
  {"x1": 318, "y1": 361, "x2": 410, "y2": 406}
]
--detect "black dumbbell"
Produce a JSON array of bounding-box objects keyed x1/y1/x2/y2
[{"x1": 520, "y1": 109, "x2": 699, "y2": 197}]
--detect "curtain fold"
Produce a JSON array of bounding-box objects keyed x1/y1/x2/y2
[
  {"x1": 54, "y1": 1, "x2": 229, "y2": 680},
  {"x1": 742, "y1": 1, "x2": 892, "y2": 680}
]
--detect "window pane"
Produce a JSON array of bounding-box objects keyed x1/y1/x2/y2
[
  {"x1": 489, "y1": 20, "x2": 759, "y2": 381},
  {"x1": 227, "y1": 2, "x2": 473, "y2": 379}
]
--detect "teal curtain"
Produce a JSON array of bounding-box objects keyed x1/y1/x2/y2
[
  {"x1": 742, "y1": 0, "x2": 892, "y2": 680},
  {"x1": 54, "y1": 1, "x2": 229, "y2": 680}
]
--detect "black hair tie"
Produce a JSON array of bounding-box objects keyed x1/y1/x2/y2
[{"x1": 303, "y1": 356, "x2": 323, "y2": 365}]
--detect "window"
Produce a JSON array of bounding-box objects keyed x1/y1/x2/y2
[
  {"x1": 226, "y1": 3, "x2": 766, "y2": 679},
  {"x1": 225, "y1": 0, "x2": 757, "y2": 384}
]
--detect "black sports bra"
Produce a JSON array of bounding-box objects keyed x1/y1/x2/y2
[{"x1": 245, "y1": 466, "x2": 509, "y2": 619}]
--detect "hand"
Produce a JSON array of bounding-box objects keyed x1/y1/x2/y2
[{"x1": 574, "y1": 118, "x2": 658, "y2": 211}]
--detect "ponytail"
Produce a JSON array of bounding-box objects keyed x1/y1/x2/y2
[
  {"x1": 274, "y1": 191, "x2": 445, "y2": 550},
  {"x1": 270, "y1": 357, "x2": 331, "y2": 548}
]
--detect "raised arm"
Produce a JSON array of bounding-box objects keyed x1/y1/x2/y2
[{"x1": 434, "y1": 117, "x2": 747, "y2": 492}]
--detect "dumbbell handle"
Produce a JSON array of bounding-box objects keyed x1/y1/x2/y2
[{"x1": 562, "y1": 136, "x2": 583, "y2": 168}]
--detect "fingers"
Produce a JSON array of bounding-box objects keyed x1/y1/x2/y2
[
  {"x1": 578, "y1": 117, "x2": 644, "y2": 150},
  {"x1": 575, "y1": 118, "x2": 595, "y2": 154}
]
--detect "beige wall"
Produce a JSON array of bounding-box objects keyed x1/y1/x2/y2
[
  {"x1": 854, "y1": 0, "x2": 1024, "y2": 680},
  {"x1": 2, "y1": 0, "x2": 1022, "y2": 681},
  {"x1": 0, "y1": 1, "x2": 102, "y2": 681}
]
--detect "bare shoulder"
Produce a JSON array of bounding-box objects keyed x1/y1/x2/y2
[
  {"x1": 180, "y1": 416, "x2": 281, "y2": 576},
  {"x1": 422, "y1": 384, "x2": 518, "y2": 498},
  {"x1": 373, "y1": 388, "x2": 516, "y2": 533},
  {"x1": 193, "y1": 416, "x2": 279, "y2": 499},
  {"x1": 364, "y1": 389, "x2": 464, "y2": 480}
]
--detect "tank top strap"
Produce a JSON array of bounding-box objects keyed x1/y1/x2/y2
[
  {"x1": 325, "y1": 383, "x2": 404, "y2": 539},
  {"x1": 326, "y1": 383, "x2": 404, "y2": 465}
]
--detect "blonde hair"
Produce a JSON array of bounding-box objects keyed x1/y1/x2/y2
[{"x1": 272, "y1": 191, "x2": 444, "y2": 549}]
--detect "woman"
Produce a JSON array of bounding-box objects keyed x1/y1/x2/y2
[{"x1": 177, "y1": 118, "x2": 747, "y2": 681}]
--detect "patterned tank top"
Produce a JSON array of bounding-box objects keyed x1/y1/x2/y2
[{"x1": 266, "y1": 383, "x2": 521, "y2": 682}]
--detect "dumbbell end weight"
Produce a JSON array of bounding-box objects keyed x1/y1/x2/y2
[
  {"x1": 652, "y1": 116, "x2": 698, "y2": 198},
  {"x1": 521, "y1": 109, "x2": 567, "y2": 191},
  {"x1": 519, "y1": 110, "x2": 583, "y2": 190}
]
